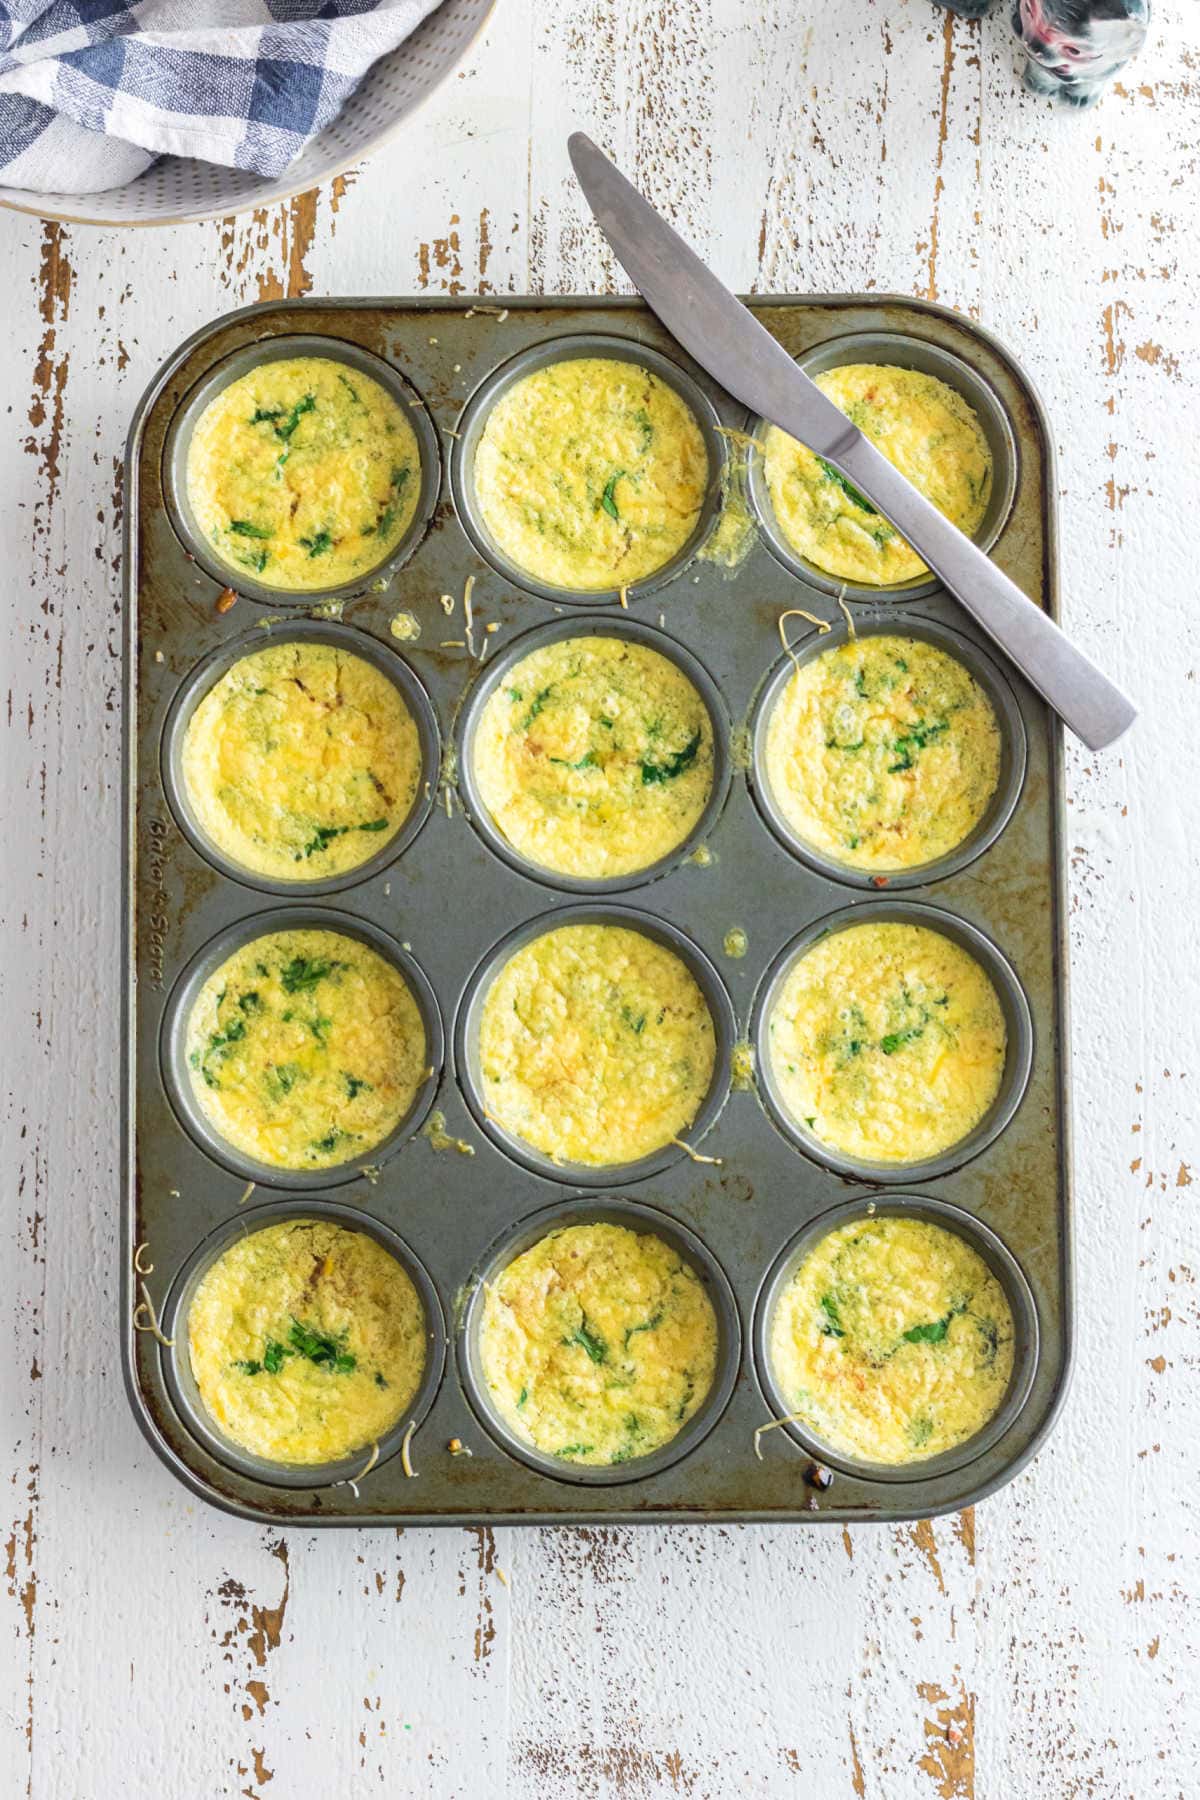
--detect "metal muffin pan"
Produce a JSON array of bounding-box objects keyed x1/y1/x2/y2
[
  {"x1": 745, "y1": 329, "x2": 1019, "y2": 603},
  {"x1": 123, "y1": 295, "x2": 1073, "y2": 1525},
  {"x1": 749, "y1": 613, "x2": 1028, "y2": 891},
  {"x1": 458, "y1": 1194, "x2": 741, "y2": 1488},
  {"x1": 449, "y1": 332, "x2": 729, "y2": 605},
  {"x1": 456, "y1": 610, "x2": 734, "y2": 894},
  {"x1": 160, "y1": 618, "x2": 442, "y2": 897},
  {"x1": 162, "y1": 331, "x2": 443, "y2": 606},
  {"x1": 160, "y1": 1197, "x2": 447, "y2": 1490}
]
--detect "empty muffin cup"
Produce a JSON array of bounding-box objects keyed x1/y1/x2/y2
[
  {"x1": 457, "y1": 613, "x2": 732, "y2": 893},
  {"x1": 451, "y1": 333, "x2": 728, "y2": 604},
  {"x1": 455, "y1": 903, "x2": 735, "y2": 1186},
  {"x1": 746, "y1": 331, "x2": 1018, "y2": 603},
  {"x1": 754, "y1": 1193, "x2": 1038, "y2": 1483},
  {"x1": 749, "y1": 614, "x2": 1027, "y2": 889},
  {"x1": 163, "y1": 334, "x2": 441, "y2": 605},
  {"x1": 459, "y1": 1195, "x2": 740, "y2": 1486},
  {"x1": 161, "y1": 621, "x2": 441, "y2": 895},
  {"x1": 161, "y1": 907, "x2": 443, "y2": 1189},
  {"x1": 161, "y1": 1199, "x2": 446, "y2": 1489},
  {"x1": 752, "y1": 900, "x2": 1033, "y2": 1183}
]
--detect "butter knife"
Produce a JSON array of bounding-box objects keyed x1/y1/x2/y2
[{"x1": 568, "y1": 132, "x2": 1136, "y2": 751}]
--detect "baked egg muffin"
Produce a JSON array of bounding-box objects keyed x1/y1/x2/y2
[
  {"x1": 767, "y1": 920, "x2": 1006, "y2": 1164},
  {"x1": 478, "y1": 1221, "x2": 719, "y2": 1466},
  {"x1": 472, "y1": 357, "x2": 709, "y2": 591},
  {"x1": 181, "y1": 639, "x2": 423, "y2": 881},
  {"x1": 770, "y1": 1215, "x2": 1016, "y2": 1464},
  {"x1": 472, "y1": 634, "x2": 715, "y2": 878},
  {"x1": 185, "y1": 355, "x2": 422, "y2": 591},
  {"x1": 763, "y1": 634, "x2": 1001, "y2": 871},
  {"x1": 478, "y1": 922, "x2": 717, "y2": 1167},
  {"x1": 187, "y1": 1218, "x2": 426, "y2": 1465},
  {"x1": 185, "y1": 928, "x2": 428, "y2": 1171},
  {"x1": 762, "y1": 363, "x2": 992, "y2": 585}
]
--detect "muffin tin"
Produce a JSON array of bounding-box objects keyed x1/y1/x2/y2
[{"x1": 122, "y1": 295, "x2": 1073, "y2": 1525}]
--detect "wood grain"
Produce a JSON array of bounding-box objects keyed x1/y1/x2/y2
[{"x1": 1, "y1": 1, "x2": 1196, "y2": 1794}]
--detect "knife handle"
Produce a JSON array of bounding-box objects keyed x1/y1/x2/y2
[{"x1": 831, "y1": 433, "x2": 1137, "y2": 752}]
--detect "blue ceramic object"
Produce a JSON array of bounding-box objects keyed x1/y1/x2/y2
[{"x1": 933, "y1": 0, "x2": 1150, "y2": 106}]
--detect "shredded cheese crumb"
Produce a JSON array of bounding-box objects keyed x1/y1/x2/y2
[
  {"x1": 133, "y1": 1242, "x2": 154, "y2": 1275},
  {"x1": 440, "y1": 639, "x2": 466, "y2": 648},
  {"x1": 778, "y1": 606, "x2": 832, "y2": 675},
  {"x1": 618, "y1": 584, "x2": 629, "y2": 610},
  {"x1": 670, "y1": 1135, "x2": 723, "y2": 1166},
  {"x1": 237, "y1": 1181, "x2": 255, "y2": 1206},
  {"x1": 836, "y1": 587, "x2": 856, "y2": 638},
  {"x1": 440, "y1": 592, "x2": 456, "y2": 615},
  {"x1": 715, "y1": 424, "x2": 767, "y2": 452},
  {"x1": 494, "y1": 1564, "x2": 510, "y2": 1588},
  {"x1": 463, "y1": 574, "x2": 476, "y2": 657},
  {"x1": 133, "y1": 1280, "x2": 174, "y2": 1347},
  {"x1": 401, "y1": 1420, "x2": 417, "y2": 1478},
  {"x1": 753, "y1": 1410, "x2": 810, "y2": 1460}
]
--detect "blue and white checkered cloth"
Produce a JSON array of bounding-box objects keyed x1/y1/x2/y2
[{"x1": 0, "y1": 0, "x2": 443, "y2": 194}]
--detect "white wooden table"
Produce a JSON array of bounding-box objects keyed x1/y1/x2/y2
[{"x1": 2, "y1": 2, "x2": 1195, "y2": 1792}]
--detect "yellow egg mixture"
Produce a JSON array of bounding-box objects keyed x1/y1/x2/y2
[
  {"x1": 478, "y1": 1222, "x2": 718, "y2": 1465},
  {"x1": 762, "y1": 364, "x2": 992, "y2": 585},
  {"x1": 478, "y1": 923, "x2": 717, "y2": 1167},
  {"x1": 186, "y1": 356, "x2": 422, "y2": 591},
  {"x1": 768, "y1": 921, "x2": 1006, "y2": 1164},
  {"x1": 181, "y1": 640, "x2": 422, "y2": 881},
  {"x1": 473, "y1": 635, "x2": 715, "y2": 878},
  {"x1": 188, "y1": 1219, "x2": 426, "y2": 1465},
  {"x1": 473, "y1": 357, "x2": 709, "y2": 591},
  {"x1": 770, "y1": 1216, "x2": 1016, "y2": 1463},
  {"x1": 764, "y1": 634, "x2": 1001, "y2": 871},
  {"x1": 186, "y1": 928, "x2": 427, "y2": 1170}
]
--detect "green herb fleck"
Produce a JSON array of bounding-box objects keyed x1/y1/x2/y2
[
  {"x1": 279, "y1": 955, "x2": 339, "y2": 993},
  {"x1": 600, "y1": 470, "x2": 624, "y2": 521},
  {"x1": 565, "y1": 1321, "x2": 607, "y2": 1365},
  {"x1": 641, "y1": 728, "x2": 701, "y2": 785},
  {"x1": 816, "y1": 457, "x2": 877, "y2": 514},
  {"x1": 288, "y1": 1318, "x2": 356, "y2": 1372},
  {"x1": 880, "y1": 1024, "x2": 925, "y2": 1055},
  {"x1": 262, "y1": 1340, "x2": 287, "y2": 1375},
  {"x1": 344, "y1": 1073, "x2": 372, "y2": 1100},
  {"x1": 299, "y1": 528, "x2": 334, "y2": 558},
  {"x1": 229, "y1": 519, "x2": 272, "y2": 541},
  {"x1": 624, "y1": 1310, "x2": 663, "y2": 1348},
  {"x1": 819, "y1": 1292, "x2": 845, "y2": 1338}
]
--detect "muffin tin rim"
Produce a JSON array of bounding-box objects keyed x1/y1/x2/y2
[
  {"x1": 452, "y1": 899, "x2": 738, "y2": 1187},
  {"x1": 159, "y1": 618, "x2": 443, "y2": 897},
  {"x1": 751, "y1": 1191, "x2": 1041, "y2": 1484},
  {"x1": 448, "y1": 329, "x2": 730, "y2": 606},
  {"x1": 456, "y1": 1192, "x2": 743, "y2": 1487},
  {"x1": 158, "y1": 903, "x2": 445, "y2": 1191},
  {"x1": 747, "y1": 609, "x2": 1029, "y2": 891},
  {"x1": 744, "y1": 327, "x2": 1020, "y2": 604},
  {"x1": 159, "y1": 1196, "x2": 448, "y2": 1490},
  {"x1": 454, "y1": 608, "x2": 735, "y2": 895},
  {"x1": 750, "y1": 897, "x2": 1035, "y2": 1183},
  {"x1": 161, "y1": 331, "x2": 443, "y2": 607}
]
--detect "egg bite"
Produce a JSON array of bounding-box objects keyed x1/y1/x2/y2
[
  {"x1": 767, "y1": 920, "x2": 1006, "y2": 1165},
  {"x1": 472, "y1": 634, "x2": 715, "y2": 879},
  {"x1": 180, "y1": 639, "x2": 423, "y2": 881},
  {"x1": 762, "y1": 363, "x2": 992, "y2": 586},
  {"x1": 185, "y1": 356, "x2": 422, "y2": 591},
  {"x1": 477, "y1": 922, "x2": 717, "y2": 1167},
  {"x1": 763, "y1": 634, "x2": 1001, "y2": 871},
  {"x1": 187, "y1": 1218, "x2": 426, "y2": 1465},
  {"x1": 478, "y1": 1221, "x2": 719, "y2": 1466},
  {"x1": 185, "y1": 928, "x2": 428, "y2": 1171},
  {"x1": 472, "y1": 357, "x2": 709, "y2": 591},
  {"x1": 770, "y1": 1215, "x2": 1016, "y2": 1464}
]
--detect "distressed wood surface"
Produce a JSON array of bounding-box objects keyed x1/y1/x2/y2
[{"x1": 1, "y1": 2, "x2": 1196, "y2": 1794}]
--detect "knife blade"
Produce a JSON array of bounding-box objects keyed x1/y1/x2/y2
[{"x1": 568, "y1": 131, "x2": 1137, "y2": 752}]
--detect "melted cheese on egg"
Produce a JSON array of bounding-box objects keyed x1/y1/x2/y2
[
  {"x1": 188, "y1": 1219, "x2": 426, "y2": 1465},
  {"x1": 478, "y1": 922, "x2": 717, "y2": 1167},
  {"x1": 770, "y1": 1216, "x2": 1015, "y2": 1463},
  {"x1": 186, "y1": 356, "x2": 422, "y2": 591},
  {"x1": 472, "y1": 358, "x2": 709, "y2": 591},
  {"x1": 472, "y1": 635, "x2": 715, "y2": 878},
  {"x1": 768, "y1": 921, "x2": 1006, "y2": 1164},
  {"x1": 763, "y1": 364, "x2": 992, "y2": 585},
  {"x1": 185, "y1": 928, "x2": 427, "y2": 1170},
  {"x1": 181, "y1": 640, "x2": 422, "y2": 880},
  {"x1": 478, "y1": 1222, "x2": 718, "y2": 1465},
  {"x1": 764, "y1": 634, "x2": 1001, "y2": 870}
]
